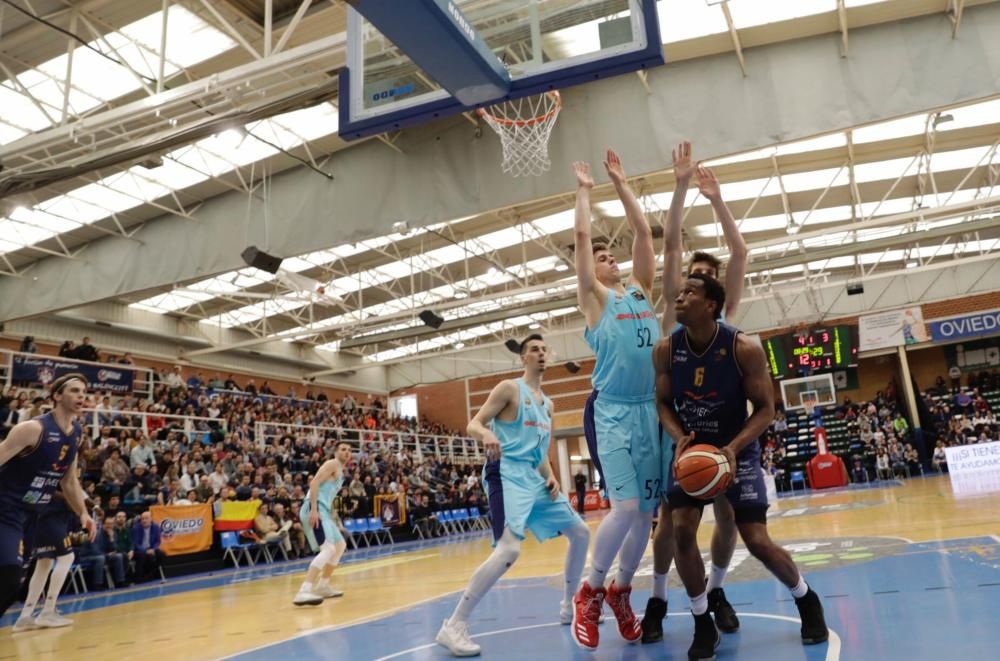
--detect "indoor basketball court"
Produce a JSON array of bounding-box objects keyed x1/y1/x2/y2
[{"x1": 1, "y1": 0, "x2": 999, "y2": 660}]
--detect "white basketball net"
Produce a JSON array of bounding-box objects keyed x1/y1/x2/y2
[{"x1": 477, "y1": 91, "x2": 561, "y2": 177}]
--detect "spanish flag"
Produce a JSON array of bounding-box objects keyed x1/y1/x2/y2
[{"x1": 213, "y1": 500, "x2": 262, "y2": 531}]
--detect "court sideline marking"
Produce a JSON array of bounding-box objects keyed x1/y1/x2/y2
[{"x1": 370, "y1": 612, "x2": 843, "y2": 661}]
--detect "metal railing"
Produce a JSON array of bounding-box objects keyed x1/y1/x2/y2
[
  {"x1": 255, "y1": 421, "x2": 483, "y2": 465},
  {"x1": 79, "y1": 408, "x2": 223, "y2": 443}
]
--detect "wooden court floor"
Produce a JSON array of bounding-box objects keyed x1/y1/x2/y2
[{"x1": 2, "y1": 474, "x2": 998, "y2": 660}]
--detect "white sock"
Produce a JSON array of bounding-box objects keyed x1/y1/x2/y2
[
  {"x1": 20, "y1": 558, "x2": 54, "y2": 619},
  {"x1": 614, "y1": 513, "x2": 652, "y2": 587},
  {"x1": 790, "y1": 576, "x2": 808, "y2": 599},
  {"x1": 587, "y1": 500, "x2": 639, "y2": 588},
  {"x1": 301, "y1": 581, "x2": 314, "y2": 592},
  {"x1": 42, "y1": 554, "x2": 74, "y2": 614},
  {"x1": 562, "y1": 523, "x2": 590, "y2": 603},
  {"x1": 706, "y1": 563, "x2": 729, "y2": 592},
  {"x1": 317, "y1": 577, "x2": 330, "y2": 588},
  {"x1": 449, "y1": 529, "x2": 520, "y2": 625},
  {"x1": 690, "y1": 591, "x2": 708, "y2": 615},
  {"x1": 652, "y1": 572, "x2": 668, "y2": 601}
]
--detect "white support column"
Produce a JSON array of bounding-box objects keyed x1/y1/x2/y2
[
  {"x1": 897, "y1": 345, "x2": 920, "y2": 431},
  {"x1": 157, "y1": 0, "x2": 170, "y2": 94},
  {"x1": 557, "y1": 437, "x2": 571, "y2": 496}
]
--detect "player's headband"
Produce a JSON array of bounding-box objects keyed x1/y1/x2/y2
[{"x1": 50, "y1": 372, "x2": 89, "y2": 397}]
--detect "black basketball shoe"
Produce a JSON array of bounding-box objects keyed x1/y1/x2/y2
[
  {"x1": 640, "y1": 597, "x2": 667, "y2": 643},
  {"x1": 795, "y1": 588, "x2": 829, "y2": 644},
  {"x1": 688, "y1": 611, "x2": 720, "y2": 660},
  {"x1": 707, "y1": 587, "x2": 740, "y2": 633}
]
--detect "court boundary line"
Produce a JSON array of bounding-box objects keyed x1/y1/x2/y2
[
  {"x1": 216, "y1": 587, "x2": 464, "y2": 660},
  {"x1": 369, "y1": 612, "x2": 843, "y2": 661}
]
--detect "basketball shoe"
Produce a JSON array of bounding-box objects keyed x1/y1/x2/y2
[
  {"x1": 640, "y1": 596, "x2": 667, "y2": 643},
  {"x1": 795, "y1": 588, "x2": 829, "y2": 644},
  {"x1": 571, "y1": 582, "x2": 606, "y2": 649},
  {"x1": 688, "y1": 611, "x2": 720, "y2": 660},
  {"x1": 707, "y1": 587, "x2": 739, "y2": 632},
  {"x1": 605, "y1": 581, "x2": 642, "y2": 643},
  {"x1": 435, "y1": 618, "x2": 481, "y2": 657}
]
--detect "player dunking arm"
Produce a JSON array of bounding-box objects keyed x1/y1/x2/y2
[
  {"x1": 655, "y1": 274, "x2": 827, "y2": 660},
  {"x1": 0, "y1": 374, "x2": 96, "y2": 628},
  {"x1": 436, "y1": 334, "x2": 589, "y2": 657},
  {"x1": 293, "y1": 442, "x2": 352, "y2": 606},
  {"x1": 569, "y1": 153, "x2": 661, "y2": 651},
  {"x1": 641, "y1": 142, "x2": 749, "y2": 643}
]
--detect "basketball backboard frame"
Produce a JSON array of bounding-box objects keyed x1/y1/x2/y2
[
  {"x1": 339, "y1": 0, "x2": 663, "y2": 140},
  {"x1": 781, "y1": 374, "x2": 836, "y2": 411}
]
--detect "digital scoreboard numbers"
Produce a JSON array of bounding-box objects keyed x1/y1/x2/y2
[{"x1": 764, "y1": 325, "x2": 859, "y2": 379}]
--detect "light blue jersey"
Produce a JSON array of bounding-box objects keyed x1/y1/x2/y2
[
  {"x1": 483, "y1": 379, "x2": 581, "y2": 543},
  {"x1": 586, "y1": 285, "x2": 659, "y2": 401},
  {"x1": 301, "y1": 463, "x2": 345, "y2": 549},
  {"x1": 491, "y1": 379, "x2": 551, "y2": 468}
]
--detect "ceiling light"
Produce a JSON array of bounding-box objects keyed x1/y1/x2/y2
[
  {"x1": 570, "y1": 455, "x2": 583, "y2": 461},
  {"x1": 787, "y1": 224, "x2": 801, "y2": 235},
  {"x1": 454, "y1": 342, "x2": 465, "y2": 349},
  {"x1": 554, "y1": 263, "x2": 569, "y2": 272},
  {"x1": 529, "y1": 323, "x2": 541, "y2": 329}
]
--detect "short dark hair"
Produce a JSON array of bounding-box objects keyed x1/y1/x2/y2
[
  {"x1": 50, "y1": 372, "x2": 88, "y2": 397},
  {"x1": 687, "y1": 273, "x2": 726, "y2": 319},
  {"x1": 520, "y1": 334, "x2": 545, "y2": 355},
  {"x1": 591, "y1": 241, "x2": 609, "y2": 256},
  {"x1": 689, "y1": 251, "x2": 722, "y2": 275}
]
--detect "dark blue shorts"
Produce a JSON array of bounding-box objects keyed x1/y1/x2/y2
[
  {"x1": 33, "y1": 507, "x2": 73, "y2": 559},
  {"x1": 666, "y1": 445, "x2": 769, "y2": 524},
  {"x1": 0, "y1": 507, "x2": 38, "y2": 567},
  {"x1": 583, "y1": 389, "x2": 605, "y2": 492}
]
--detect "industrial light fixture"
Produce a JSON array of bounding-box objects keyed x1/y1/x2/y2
[
  {"x1": 846, "y1": 282, "x2": 864, "y2": 296},
  {"x1": 418, "y1": 309, "x2": 444, "y2": 329},
  {"x1": 504, "y1": 339, "x2": 521, "y2": 354},
  {"x1": 566, "y1": 361, "x2": 581, "y2": 374},
  {"x1": 932, "y1": 112, "x2": 954, "y2": 128}
]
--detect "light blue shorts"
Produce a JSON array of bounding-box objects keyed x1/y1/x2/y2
[
  {"x1": 593, "y1": 395, "x2": 662, "y2": 512},
  {"x1": 483, "y1": 459, "x2": 583, "y2": 544},
  {"x1": 300, "y1": 500, "x2": 343, "y2": 551}
]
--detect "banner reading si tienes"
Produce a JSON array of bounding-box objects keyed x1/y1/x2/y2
[{"x1": 12, "y1": 355, "x2": 135, "y2": 394}]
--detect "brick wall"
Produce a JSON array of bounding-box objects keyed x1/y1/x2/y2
[{"x1": 392, "y1": 379, "x2": 468, "y2": 433}]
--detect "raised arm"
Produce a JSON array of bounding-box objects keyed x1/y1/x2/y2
[
  {"x1": 605, "y1": 149, "x2": 654, "y2": 296},
  {"x1": 467, "y1": 380, "x2": 518, "y2": 460},
  {"x1": 661, "y1": 142, "x2": 697, "y2": 334},
  {"x1": 724, "y1": 334, "x2": 775, "y2": 465},
  {"x1": 572, "y1": 161, "x2": 605, "y2": 328},
  {"x1": 696, "y1": 166, "x2": 746, "y2": 318}
]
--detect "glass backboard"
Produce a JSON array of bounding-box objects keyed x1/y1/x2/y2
[{"x1": 340, "y1": 0, "x2": 662, "y2": 139}]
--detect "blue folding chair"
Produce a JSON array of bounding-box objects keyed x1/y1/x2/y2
[
  {"x1": 789, "y1": 470, "x2": 807, "y2": 492},
  {"x1": 220, "y1": 531, "x2": 256, "y2": 568},
  {"x1": 437, "y1": 510, "x2": 456, "y2": 534},
  {"x1": 343, "y1": 518, "x2": 364, "y2": 548},
  {"x1": 352, "y1": 518, "x2": 373, "y2": 546},
  {"x1": 367, "y1": 517, "x2": 394, "y2": 544},
  {"x1": 454, "y1": 509, "x2": 470, "y2": 532}
]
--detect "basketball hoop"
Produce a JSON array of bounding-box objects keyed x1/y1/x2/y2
[
  {"x1": 801, "y1": 390, "x2": 819, "y2": 418},
  {"x1": 477, "y1": 91, "x2": 561, "y2": 177}
]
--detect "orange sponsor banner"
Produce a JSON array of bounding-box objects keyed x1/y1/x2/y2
[{"x1": 151, "y1": 504, "x2": 213, "y2": 556}]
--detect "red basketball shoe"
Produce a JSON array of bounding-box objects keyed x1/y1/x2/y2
[
  {"x1": 571, "y1": 582, "x2": 606, "y2": 650},
  {"x1": 606, "y1": 581, "x2": 642, "y2": 643}
]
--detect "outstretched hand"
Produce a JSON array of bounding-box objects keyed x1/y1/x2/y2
[
  {"x1": 672, "y1": 141, "x2": 696, "y2": 183},
  {"x1": 573, "y1": 161, "x2": 594, "y2": 189},
  {"x1": 603, "y1": 149, "x2": 626, "y2": 186},
  {"x1": 695, "y1": 165, "x2": 721, "y2": 201}
]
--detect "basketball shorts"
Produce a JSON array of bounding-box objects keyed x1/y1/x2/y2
[
  {"x1": 582, "y1": 389, "x2": 606, "y2": 495},
  {"x1": 592, "y1": 395, "x2": 662, "y2": 512},
  {"x1": 666, "y1": 446, "x2": 769, "y2": 524},
  {"x1": 483, "y1": 459, "x2": 582, "y2": 545},
  {"x1": 34, "y1": 507, "x2": 73, "y2": 559},
  {"x1": 0, "y1": 506, "x2": 39, "y2": 568},
  {"x1": 300, "y1": 500, "x2": 344, "y2": 551}
]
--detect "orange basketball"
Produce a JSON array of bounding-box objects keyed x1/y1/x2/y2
[{"x1": 675, "y1": 444, "x2": 733, "y2": 500}]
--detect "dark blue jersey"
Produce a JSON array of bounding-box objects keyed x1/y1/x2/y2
[
  {"x1": 0, "y1": 412, "x2": 81, "y2": 511},
  {"x1": 670, "y1": 323, "x2": 757, "y2": 457}
]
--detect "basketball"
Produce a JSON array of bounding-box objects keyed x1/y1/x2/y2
[{"x1": 675, "y1": 444, "x2": 733, "y2": 500}]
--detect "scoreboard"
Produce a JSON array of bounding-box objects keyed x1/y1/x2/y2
[{"x1": 763, "y1": 325, "x2": 859, "y2": 379}]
